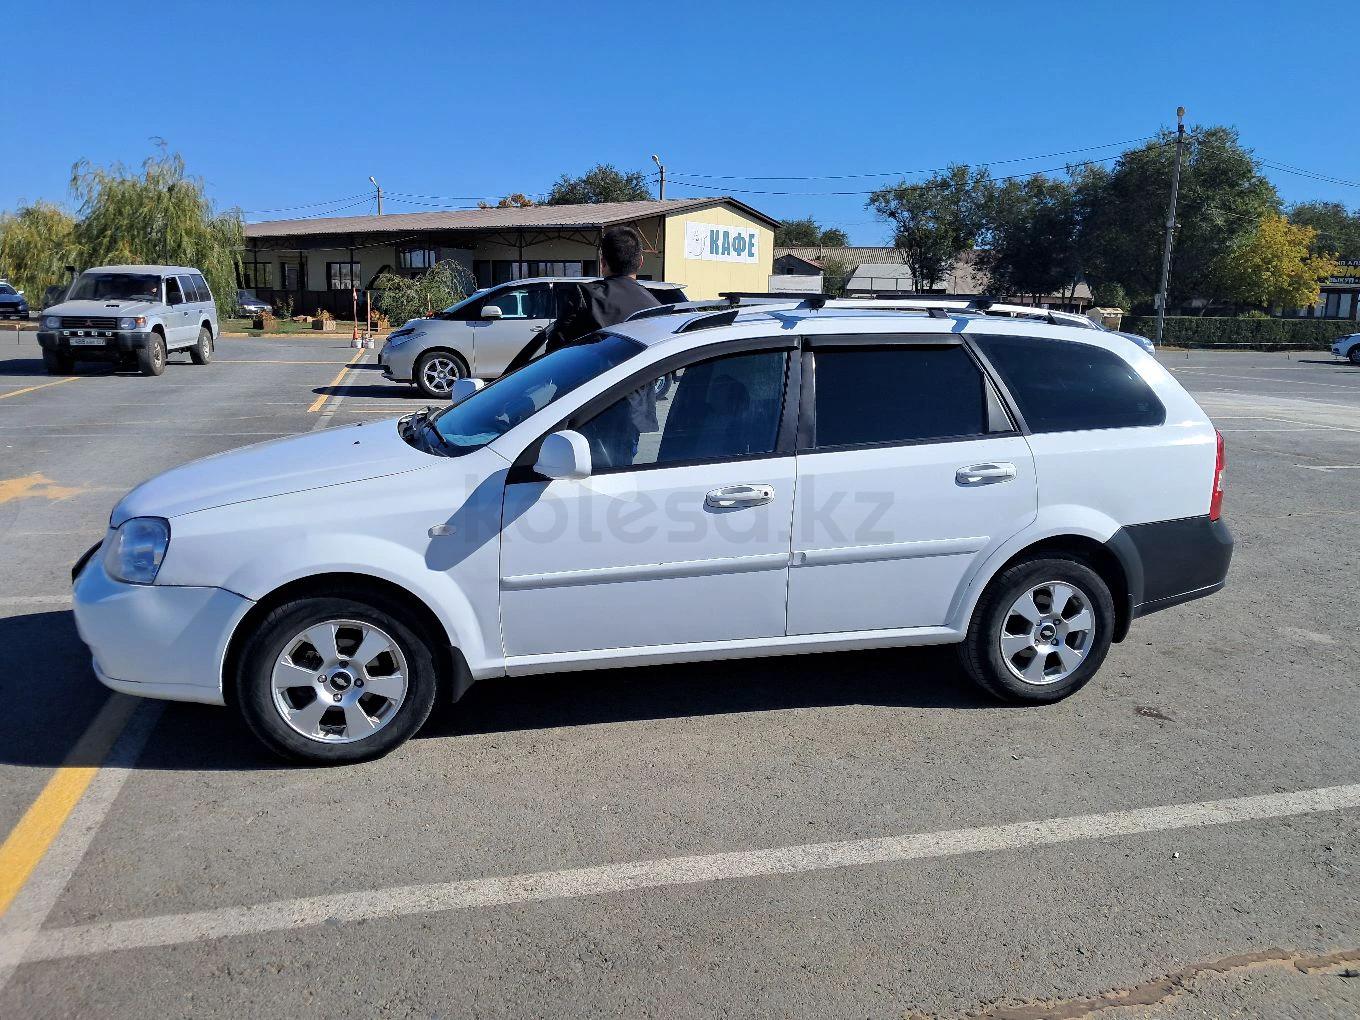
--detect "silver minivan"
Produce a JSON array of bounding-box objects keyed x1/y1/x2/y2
[
  {"x1": 37, "y1": 265, "x2": 219, "y2": 376},
  {"x1": 379, "y1": 277, "x2": 686, "y2": 397}
]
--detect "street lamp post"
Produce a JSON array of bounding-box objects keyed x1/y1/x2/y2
[
  {"x1": 651, "y1": 154, "x2": 666, "y2": 200},
  {"x1": 368, "y1": 176, "x2": 383, "y2": 216},
  {"x1": 1155, "y1": 107, "x2": 1186, "y2": 344}
]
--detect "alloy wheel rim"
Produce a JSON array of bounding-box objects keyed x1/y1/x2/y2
[
  {"x1": 421, "y1": 356, "x2": 460, "y2": 395},
  {"x1": 998, "y1": 581, "x2": 1095, "y2": 686},
  {"x1": 270, "y1": 618, "x2": 409, "y2": 743}
]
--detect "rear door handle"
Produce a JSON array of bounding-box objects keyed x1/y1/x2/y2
[
  {"x1": 956, "y1": 462, "x2": 1017, "y2": 486},
  {"x1": 705, "y1": 483, "x2": 775, "y2": 509}
]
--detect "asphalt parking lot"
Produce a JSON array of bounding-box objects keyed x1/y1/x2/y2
[{"x1": 0, "y1": 336, "x2": 1357, "y2": 1018}]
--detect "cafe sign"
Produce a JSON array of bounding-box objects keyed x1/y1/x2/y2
[{"x1": 684, "y1": 221, "x2": 760, "y2": 264}]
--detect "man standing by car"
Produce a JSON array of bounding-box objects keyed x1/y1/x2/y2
[{"x1": 505, "y1": 225, "x2": 659, "y2": 371}]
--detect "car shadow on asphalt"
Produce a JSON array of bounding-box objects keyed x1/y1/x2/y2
[
  {"x1": 0, "y1": 609, "x2": 1001, "y2": 771},
  {"x1": 312, "y1": 382, "x2": 421, "y2": 399},
  {"x1": 0, "y1": 357, "x2": 119, "y2": 378},
  {"x1": 1293, "y1": 359, "x2": 1359, "y2": 369}
]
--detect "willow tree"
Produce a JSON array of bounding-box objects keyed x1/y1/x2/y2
[
  {"x1": 0, "y1": 202, "x2": 79, "y2": 304},
  {"x1": 70, "y1": 147, "x2": 244, "y2": 314}
]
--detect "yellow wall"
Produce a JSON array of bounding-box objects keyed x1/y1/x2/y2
[{"x1": 662, "y1": 205, "x2": 775, "y2": 299}]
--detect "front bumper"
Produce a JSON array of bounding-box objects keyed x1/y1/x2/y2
[
  {"x1": 72, "y1": 552, "x2": 254, "y2": 706},
  {"x1": 38, "y1": 329, "x2": 155, "y2": 357},
  {"x1": 379, "y1": 341, "x2": 415, "y2": 382}
]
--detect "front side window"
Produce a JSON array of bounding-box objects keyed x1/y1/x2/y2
[
  {"x1": 164, "y1": 277, "x2": 185, "y2": 305},
  {"x1": 974, "y1": 334, "x2": 1164, "y2": 433},
  {"x1": 812, "y1": 345, "x2": 987, "y2": 448},
  {"x1": 430, "y1": 334, "x2": 641, "y2": 456},
  {"x1": 484, "y1": 288, "x2": 526, "y2": 318},
  {"x1": 327, "y1": 262, "x2": 361, "y2": 290},
  {"x1": 68, "y1": 273, "x2": 160, "y2": 302},
  {"x1": 576, "y1": 349, "x2": 789, "y2": 471}
]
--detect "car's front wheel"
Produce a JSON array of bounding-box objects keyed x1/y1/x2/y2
[
  {"x1": 958, "y1": 557, "x2": 1115, "y2": 704},
  {"x1": 414, "y1": 349, "x2": 467, "y2": 400},
  {"x1": 237, "y1": 596, "x2": 439, "y2": 764},
  {"x1": 42, "y1": 349, "x2": 73, "y2": 375},
  {"x1": 137, "y1": 333, "x2": 167, "y2": 376}
]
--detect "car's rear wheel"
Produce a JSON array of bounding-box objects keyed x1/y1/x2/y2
[
  {"x1": 42, "y1": 349, "x2": 73, "y2": 375},
  {"x1": 137, "y1": 333, "x2": 167, "y2": 376},
  {"x1": 190, "y1": 325, "x2": 213, "y2": 365},
  {"x1": 958, "y1": 557, "x2": 1115, "y2": 704},
  {"x1": 1349, "y1": 346, "x2": 1360, "y2": 366},
  {"x1": 237, "y1": 596, "x2": 438, "y2": 764},
  {"x1": 414, "y1": 349, "x2": 467, "y2": 400}
]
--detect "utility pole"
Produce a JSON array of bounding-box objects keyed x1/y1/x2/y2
[
  {"x1": 368, "y1": 175, "x2": 383, "y2": 215},
  {"x1": 1155, "y1": 107, "x2": 1186, "y2": 343},
  {"x1": 651, "y1": 154, "x2": 666, "y2": 200}
]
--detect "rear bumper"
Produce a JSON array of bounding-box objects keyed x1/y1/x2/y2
[{"x1": 1107, "y1": 515, "x2": 1234, "y2": 623}]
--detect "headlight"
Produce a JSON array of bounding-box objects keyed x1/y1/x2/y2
[
  {"x1": 118, "y1": 316, "x2": 147, "y2": 330},
  {"x1": 103, "y1": 517, "x2": 171, "y2": 585},
  {"x1": 43, "y1": 315, "x2": 60, "y2": 329},
  {"x1": 386, "y1": 329, "x2": 425, "y2": 348}
]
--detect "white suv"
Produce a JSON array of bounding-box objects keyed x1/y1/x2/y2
[{"x1": 72, "y1": 301, "x2": 1232, "y2": 763}]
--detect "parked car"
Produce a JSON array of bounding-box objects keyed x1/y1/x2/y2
[
  {"x1": 379, "y1": 277, "x2": 688, "y2": 398},
  {"x1": 37, "y1": 265, "x2": 219, "y2": 376},
  {"x1": 0, "y1": 281, "x2": 30, "y2": 319},
  {"x1": 1331, "y1": 332, "x2": 1360, "y2": 364},
  {"x1": 72, "y1": 299, "x2": 1232, "y2": 763},
  {"x1": 237, "y1": 289, "x2": 272, "y2": 317}
]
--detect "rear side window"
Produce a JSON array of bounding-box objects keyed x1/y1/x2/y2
[
  {"x1": 192, "y1": 274, "x2": 212, "y2": 302},
  {"x1": 812, "y1": 345, "x2": 987, "y2": 448},
  {"x1": 975, "y1": 335, "x2": 1164, "y2": 433}
]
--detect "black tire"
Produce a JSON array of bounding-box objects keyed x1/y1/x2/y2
[
  {"x1": 236, "y1": 595, "x2": 439, "y2": 764},
  {"x1": 42, "y1": 348, "x2": 73, "y2": 375},
  {"x1": 1349, "y1": 346, "x2": 1360, "y2": 366},
  {"x1": 958, "y1": 556, "x2": 1115, "y2": 704},
  {"x1": 190, "y1": 325, "x2": 214, "y2": 365},
  {"x1": 137, "y1": 332, "x2": 167, "y2": 376},
  {"x1": 413, "y1": 349, "x2": 468, "y2": 400}
]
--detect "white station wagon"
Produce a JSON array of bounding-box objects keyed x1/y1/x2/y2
[{"x1": 73, "y1": 299, "x2": 1233, "y2": 763}]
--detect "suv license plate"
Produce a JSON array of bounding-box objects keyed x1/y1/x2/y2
[{"x1": 69, "y1": 338, "x2": 105, "y2": 346}]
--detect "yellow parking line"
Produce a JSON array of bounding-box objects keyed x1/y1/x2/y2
[
  {"x1": 307, "y1": 352, "x2": 366, "y2": 413},
  {"x1": 0, "y1": 695, "x2": 138, "y2": 917},
  {"x1": 0, "y1": 377, "x2": 78, "y2": 401}
]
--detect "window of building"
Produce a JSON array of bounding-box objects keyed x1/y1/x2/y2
[
  {"x1": 397, "y1": 246, "x2": 438, "y2": 271},
  {"x1": 280, "y1": 263, "x2": 301, "y2": 290},
  {"x1": 975, "y1": 335, "x2": 1164, "y2": 433},
  {"x1": 240, "y1": 261, "x2": 272, "y2": 289},
  {"x1": 327, "y1": 262, "x2": 362, "y2": 290},
  {"x1": 576, "y1": 350, "x2": 788, "y2": 471},
  {"x1": 812, "y1": 345, "x2": 988, "y2": 448}
]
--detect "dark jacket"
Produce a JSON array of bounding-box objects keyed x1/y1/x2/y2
[{"x1": 505, "y1": 276, "x2": 660, "y2": 374}]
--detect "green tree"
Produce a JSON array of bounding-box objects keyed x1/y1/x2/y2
[
  {"x1": 866, "y1": 165, "x2": 992, "y2": 290},
  {"x1": 1078, "y1": 126, "x2": 1278, "y2": 309},
  {"x1": 977, "y1": 175, "x2": 1080, "y2": 302},
  {"x1": 816, "y1": 251, "x2": 855, "y2": 296},
  {"x1": 1213, "y1": 213, "x2": 1342, "y2": 310},
  {"x1": 775, "y1": 216, "x2": 848, "y2": 247},
  {"x1": 69, "y1": 146, "x2": 244, "y2": 314},
  {"x1": 0, "y1": 202, "x2": 79, "y2": 306},
  {"x1": 1287, "y1": 201, "x2": 1360, "y2": 260},
  {"x1": 477, "y1": 193, "x2": 536, "y2": 209},
  {"x1": 371, "y1": 259, "x2": 477, "y2": 327},
  {"x1": 544, "y1": 164, "x2": 653, "y2": 205}
]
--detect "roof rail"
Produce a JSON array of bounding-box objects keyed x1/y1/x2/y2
[{"x1": 676, "y1": 308, "x2": 741, "y2": 332}]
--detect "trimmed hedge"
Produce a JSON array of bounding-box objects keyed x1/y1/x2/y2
[{"x1": 1122, "y1": 316, "x2": 1358, "y2": 350}]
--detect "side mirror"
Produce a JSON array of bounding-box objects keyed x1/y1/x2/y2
[
  {"x1": 480, "y1": 305, "x2": 502, "y2": 320},
  {"x1": 534, "y1": 430, "x2": 592, "y2": 480},
  {"x1": 448, "y1": 377, "x2": 484, "y2": 405}
]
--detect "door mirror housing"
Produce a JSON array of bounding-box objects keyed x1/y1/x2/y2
[
  {"x1": 448, "y1": 377, "x2": 484, "y2": 405},
  {"x1": 480, "y1": 305, "x2": 502, "y2": 320},
  {"x1": 534, "y1": 430, "x2": 592, "y2": 480}
]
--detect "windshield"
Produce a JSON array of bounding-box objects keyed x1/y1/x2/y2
[
  {"x1": 0, "y1": 284, "x2": 15, "y2": 296},
  {"x1": 429, "y1": 333, "x2": 641, "y2": 455},
  {"x1": 69, "y1": 273, "x2": 160, "y2": 302}
]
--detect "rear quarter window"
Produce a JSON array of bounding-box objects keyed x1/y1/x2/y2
[{"x1": 975, "y1": 334, "x2": 1164, "y2": 433}]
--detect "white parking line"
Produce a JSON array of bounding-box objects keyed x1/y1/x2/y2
[{"x1": 9, "y1": 783, "x2": 1360, "y2": 966}]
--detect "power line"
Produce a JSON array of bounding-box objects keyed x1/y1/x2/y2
[
  {"x1": 668, "y1": 136, "x2": 1157, "y2": 181},
  {"x1": 242, "y1": 192, "x2": 370, "y2": 214}
]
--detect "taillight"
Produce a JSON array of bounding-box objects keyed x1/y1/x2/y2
[{"x1": 1209, "y1": 429, "x2": 1225, "y2": 521}]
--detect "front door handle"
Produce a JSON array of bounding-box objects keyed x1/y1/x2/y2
[
  {"x1": 705, "y1": 483, "x2": 775, "y2": 509},
  {"x1": 956, "y1": 462, "x2": 1017, "y2": 486}
]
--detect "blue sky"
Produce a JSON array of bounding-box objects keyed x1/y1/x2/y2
[{"x1": 5, "y1": 0, "x2": 1357, "y2": 244}]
